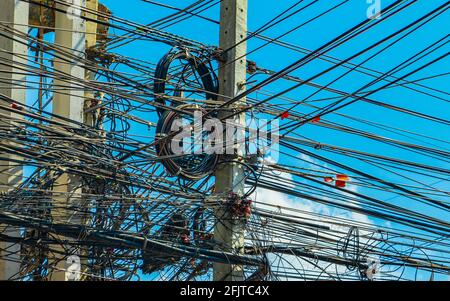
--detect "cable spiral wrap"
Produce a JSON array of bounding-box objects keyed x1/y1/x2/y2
[
  {"x1": 153, "y1": 47, "x2": 219, "y2": 117},
  {"x1": 154, "y1": 47, "x2": 220, "y2": 180},
  {"x1": 155, "y1": 104, "x2": 219, "y2": 180}
]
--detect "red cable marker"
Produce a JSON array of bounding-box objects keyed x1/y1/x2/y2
[
  {"x1": 336, "y1": 174, "x2": 350, "y2": 181},
  {"x1": 10, "y1": 103, "x2": 23, "y2": 110},
  {"x1": 311, "y1": 116, "x2": 321, "y2": 123},
  {"x1": 324, "y1": 176, "x2": 333, "y2": 183},
  {"x1": 335, "y1": 180, "x2": 346, "y2": 188},
  {"x1": 181, "y1": 234, "x2": 190, "y2": 245},
  {"x1": 335, "y1": 174, "x2": 350, "y2": 188},
  {"x1": 281, "y1": 111, "x2": 289, "y2": 120}
]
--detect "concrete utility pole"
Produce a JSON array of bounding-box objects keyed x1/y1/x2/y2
[
  {"x1": 213, "y1": 0, "x2": 248, "y2": 281},
  {"x1": 84, "y1": 0, "x2": 98, "y2": 127},
  {"x1": 48, "y1": 0, "x2": 87, "y2": 281},
  {"x1": 0, "y1": 0, "x2": 29, "y2": 281}
]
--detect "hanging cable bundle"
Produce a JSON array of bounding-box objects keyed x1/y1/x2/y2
[
  {"x1": 155, "y1": 104, "x2": 219, "y2": 180},
  {"x1": 153, "y1": 47, "x2": 219, "y2": 116},
  {"x1": 154, "y1": 47, "x2": 219, "y2": 180}
]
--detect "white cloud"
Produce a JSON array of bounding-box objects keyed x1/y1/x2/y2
[{"x1": 247, "y1": 153, "x2": 379, "y2": 280}]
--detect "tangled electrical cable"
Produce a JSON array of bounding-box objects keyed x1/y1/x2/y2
[
  {"x1": 153, "y1": 47, "x2": 219, "y2": 116},
  {"x1": 0, "y1": 0, "x2": 449, "y2": 282},
  {"x1": 154, "y1": 47, "x2": 219, "y2": 180},
  {"x1": 155, "y1": 104, "x2": 219, "y2": 180}
]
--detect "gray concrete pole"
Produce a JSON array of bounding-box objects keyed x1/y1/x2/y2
[
  {"x1": 213, "y1": 0, "x2": 248, "y2": 281},
  {"x1": 0, "y1": 0, "x2": 29, "y2": 280},
  {"x1": 48, "y1": 0, "x2": 87, "y2": 281}
]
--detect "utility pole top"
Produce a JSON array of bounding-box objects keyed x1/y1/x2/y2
[
  {"x1": 0, "y1": 0, "x2": 29, "y2": 281},
  {"x1": 213, "y1": 0, "x2": 248, "y2": 281}
]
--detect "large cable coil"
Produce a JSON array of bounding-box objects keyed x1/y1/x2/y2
[
  {"x1": 155, "y1": 104, "x2": 219, "y2": 180},
  {"x1": 153, "y1": 47, "x2": 219, "y2": 116},
  {"x1": 154, "y1": 47, "x2": 219, "y2": 180}
]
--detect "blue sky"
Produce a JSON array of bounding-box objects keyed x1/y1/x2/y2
[
  {"x1": 22, "y1": 0, "x2": 449, "y2": 280},
  {"x1": 97, "y1": 2, "x2": 449, "y2": 211},
  {"x1": 97, "y1": 0, "x2": 450, "y2": 280}
]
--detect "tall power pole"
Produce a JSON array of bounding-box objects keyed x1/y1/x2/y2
[
  {"x1": 214, "y1": 0, "x2": 248, "y2": 281},
  {"x1": 84, "y1": 0, "x2": 99, "y2": 127},
  {"x1": 48, "y1": 0, "x2": 87, "y2": 281},
  {"x1": 0, "y1": 0, "x2": 29, "y2": 280}
]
